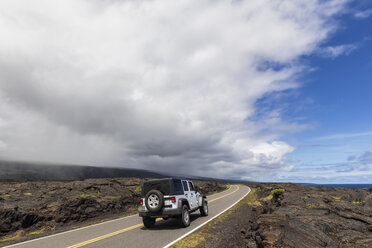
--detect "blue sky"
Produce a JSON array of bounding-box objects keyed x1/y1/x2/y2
[{"x1": 263, "y1": 1, "x2": 372, "y2": 183}]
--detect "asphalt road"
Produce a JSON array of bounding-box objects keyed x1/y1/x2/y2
[{"x1": 7, "y1": 185, "x2": 251, "y2": 248}]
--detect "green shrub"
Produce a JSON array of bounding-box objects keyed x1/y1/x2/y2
[{"x1": 270, "y1": 188, "x2": 285, "y2": 195}]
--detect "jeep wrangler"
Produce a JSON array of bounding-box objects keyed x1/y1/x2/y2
[{"x1": 138, "y1": 178, "x2": 208, "y2": 228}]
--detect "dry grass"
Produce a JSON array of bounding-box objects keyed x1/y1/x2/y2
[
  {"x1": 79, "y1": 194, "x2": 96, "y2": 198},
  {"x1": 306, "y1": 203, "x2": 316, "y2": 208},
  {"x1": 0, "y1": 228, "x2": 48, "y2": 247},
  {"x1": 27, "y1": 229, "x2": 45, "y2": 236},
  {"x1": 237, "y1": 188, "x2": 261, "y2": 207},
  {"x1": 172, "y1": 233, "x2": 213, "y2": 248},
  {"x1": 0, "y1": 230, "x2": 24, "y2": 246}
]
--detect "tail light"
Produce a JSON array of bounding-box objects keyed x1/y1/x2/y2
[
  {"x1": 171, "y1": 196, "x2": 176, "y2": 203},
  {"x1": 139, "y1": 199, "x2": 143, "y2": 205}
]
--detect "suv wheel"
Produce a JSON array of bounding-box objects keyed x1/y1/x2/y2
[
  {"x1": 200, "y1": 199, "x2": 208, "y2": 216},
  {"x1": 142, "y1": 217, "x2": 156, "y2": 228},
  {"x1": 145, "y1": 190, "x2": 164, "y2": 213},
  {"x1": 179, "y1": 204, "x2": 190, "y2": 227}
]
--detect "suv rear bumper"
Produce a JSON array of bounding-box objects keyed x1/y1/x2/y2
[{"x1": 138, "y1": 206, "x2": 181, "y2": 217}]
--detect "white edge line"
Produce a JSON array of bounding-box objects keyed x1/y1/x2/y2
[
  {"x1": 163, "y1": 185, "x2": 251, "y2": 248},
  {"x1": 4, "y1": 214, "x2": 137, "y2": 248},
  {"x1": 4, "y1": 184, "x2": 234, "y2": 248}
]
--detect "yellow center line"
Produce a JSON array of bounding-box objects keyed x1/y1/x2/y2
[
  {"x1": 66, "y1": 185, "x2": 240, "y2": 248},
  {"x1": 209, "y1": 185, "x2": 239, "y2": 203},
  {"x1": 67, "y1": 223, "x2": 144, "y2": 248}
]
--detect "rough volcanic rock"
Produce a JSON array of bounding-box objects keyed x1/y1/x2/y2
[{"x1": 247, "y1": 183, "x2": 372, "y2": 248}]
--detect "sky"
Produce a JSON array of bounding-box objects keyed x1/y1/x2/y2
[{"x1": 0, "y1": 0, "x2": 371, "y2": 183}]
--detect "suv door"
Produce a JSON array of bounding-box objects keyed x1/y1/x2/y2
[
  {"x1": 182, "y1": 180, "x2": 192, "y2": 208},
  {"x1": 187, "y1": 181, "x2": 198, "y2": 210}
]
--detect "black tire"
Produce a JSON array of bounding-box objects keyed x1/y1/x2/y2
[
  {"x1": 179, "y1": 205, "x2": 190, "y2": 227},
  {"x1": 142, "y1": 217, "x2": 156, "y2": 228},
  {"x1": 145, "y1": 190, "x2": 164, "y2": 213},
  {"x1": 200, "y1": 199, "x2": 208, "y2": 216}
]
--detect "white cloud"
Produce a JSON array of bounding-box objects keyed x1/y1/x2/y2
[
  {"x1": 318, "y1": 44, "x2": 357, "y2": 58},
  {"x1": 0, "y1": 140, "x2": 7, "y2": 151},
  {"x1": 249, "y1": 141, "x2": 295, "y2": 164},
  {"x1": 0, "y1": 0, "x2": 348, "y2": 179},
  {"x1": 354, "y1": 9, "x2": 372, "y2": 19},
  {"x1": 313, "y1": 131, "x2": 372, "y2": 141},
  {"x1": 282, "y1": 165, "x2": 295, "y2": 171}
]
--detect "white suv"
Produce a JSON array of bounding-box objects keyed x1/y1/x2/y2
[{"x1": 138, "y1": 178, "x2": 208, "y2": 228}]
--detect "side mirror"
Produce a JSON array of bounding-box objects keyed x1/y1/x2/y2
[{"x1": 194, "y1": 186, "x2": 199, "y2": 192}]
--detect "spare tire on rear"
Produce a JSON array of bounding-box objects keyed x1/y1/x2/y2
[{"x1": 145, "y1": 190, "x2": 164, "y2": 212}]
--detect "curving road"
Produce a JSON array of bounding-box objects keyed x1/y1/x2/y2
[{"x1": 6, "y1": 185, "x2": 250, "y2": 248}]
